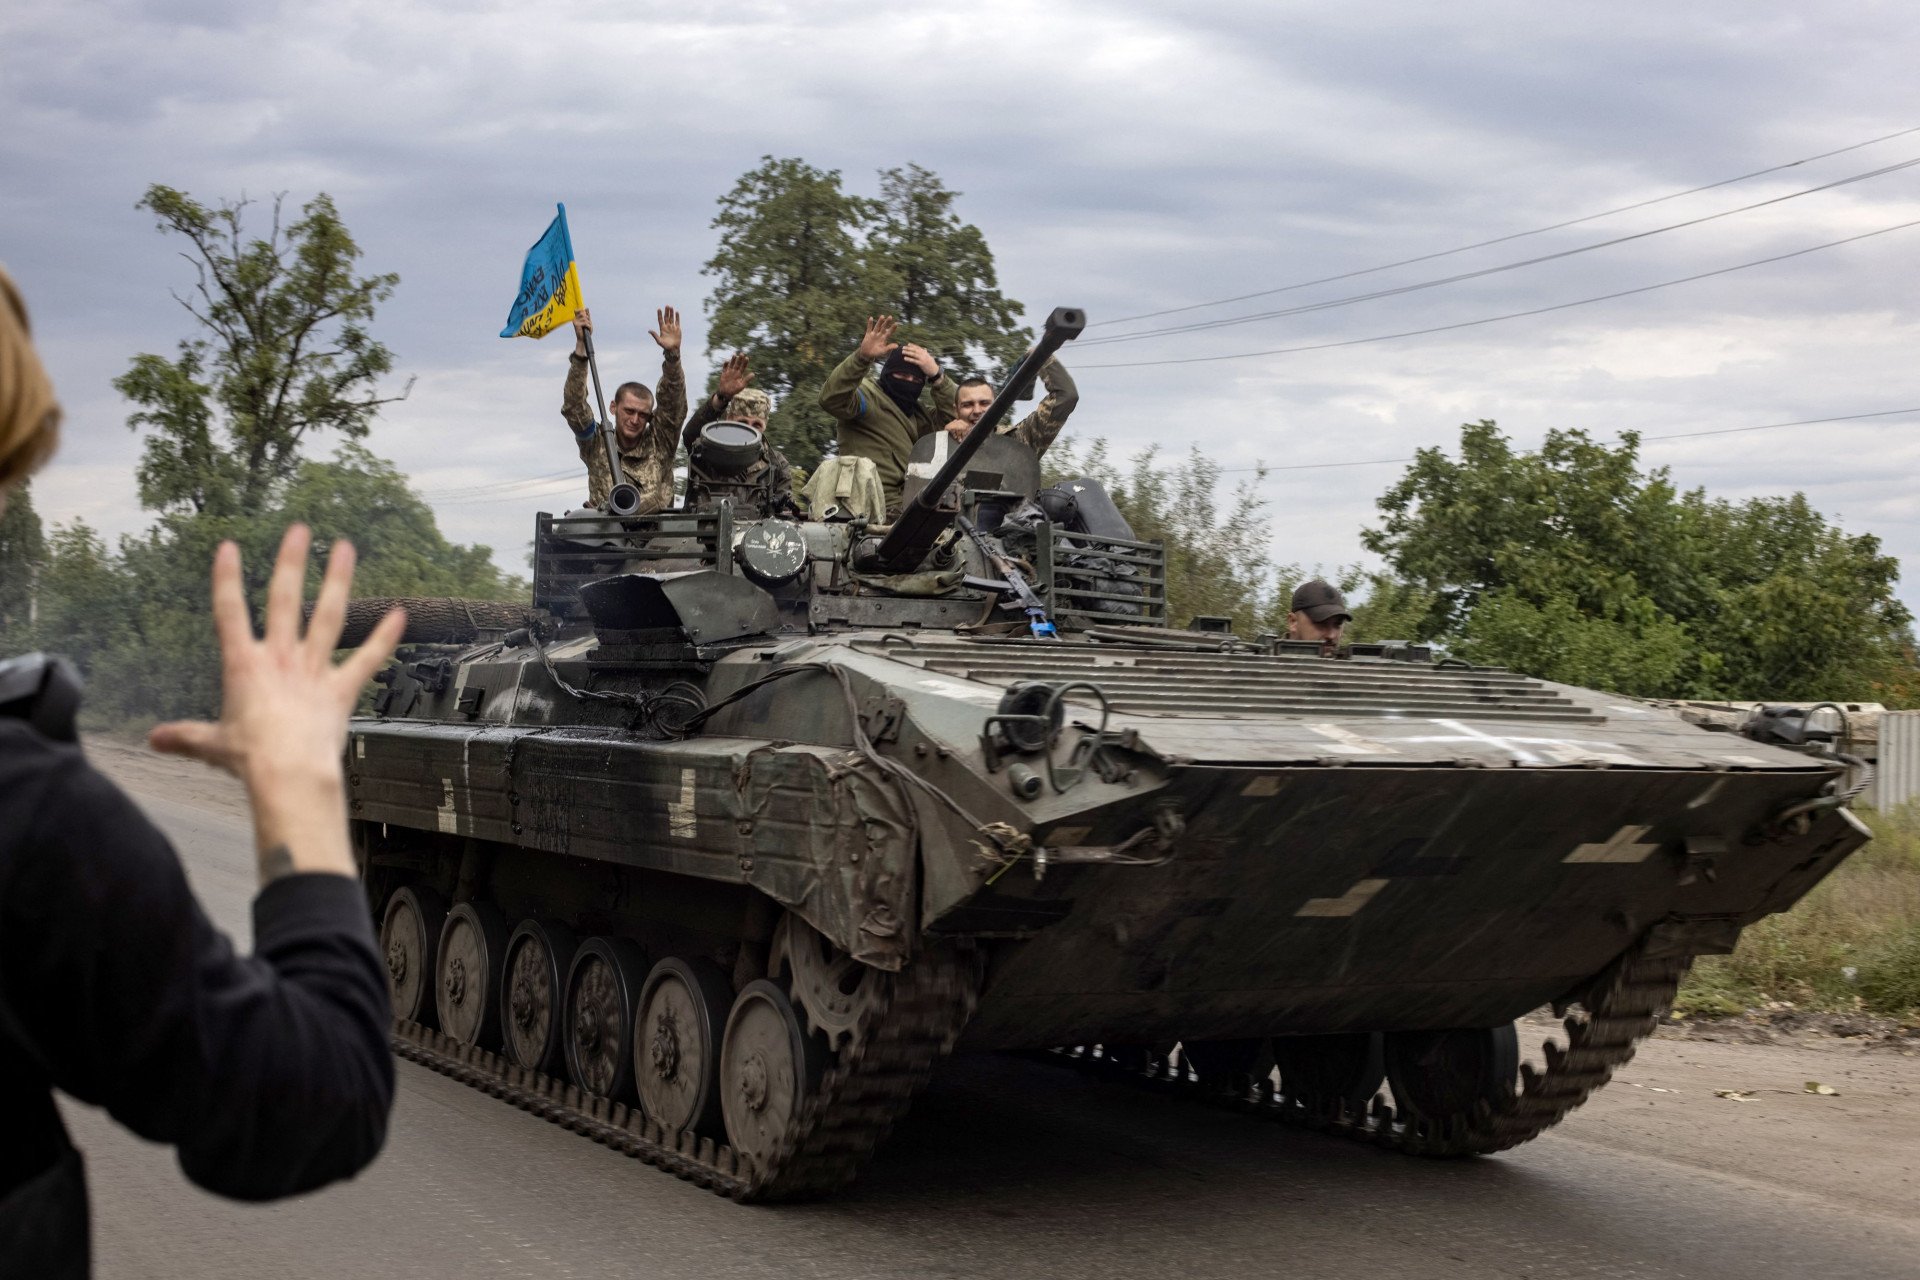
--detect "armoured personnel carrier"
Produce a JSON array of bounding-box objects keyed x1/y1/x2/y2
[{"x1": 349, "y1": 309, "x2": 1870, "y2": 1200}]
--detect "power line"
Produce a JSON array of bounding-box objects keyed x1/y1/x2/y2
[
  {"x1": 1090, "y1": 123, "x2": 1920, "y2": 331},
  {"x1": 1075, "y1": 217, "x2": 1920, "y2": 370},
  {"x1": 1080, "y1": 157, "x2": 1920, "y2": 348},
  {"x1": 416, "y1": 467, "x2": 578, "y2": 499},
  {"x1": 1213, "y1": 406, "x2": 1920, "y2": 475},
  {"x1": 431, "y1": 478, "x2": 580, "y2": 507},
  {"x1": 1646, "y1": 405, "x2": 1920, "y2": 442}
]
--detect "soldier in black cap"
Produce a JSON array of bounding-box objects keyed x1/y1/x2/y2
[{"x1": 1288, "y1": 579, "x2": 1352, "y2": 652}]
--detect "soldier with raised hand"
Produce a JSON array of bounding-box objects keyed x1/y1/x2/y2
[
  {"x1": 818, "y1": 314, "x2": 958, "y2": 510},
  {"x1": 685, "y1": 351, "x2": 756, "y2": 436},
  {"x1": 679, "y1": 352, "x2": 797, "y2": 517},
  {"x1": 942, "y1": 357, "x2": 1080, "y2": 458},
  {"x1": 561, "y1": 305, "x2": 687, "y2": 513}
]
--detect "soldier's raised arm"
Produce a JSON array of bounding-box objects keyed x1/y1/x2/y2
[
  {"x1": 819, "y1": 316, "x2": 897, "y2": 422},
  {"x1": 561, "y1": 308, "x2": 597, "y2": 441},
  {"x1": 909, "y1": 342, "x2": 957, "y2": 433},
  {"x1": 647, "y1": 306, "x2": 687, "y2": 449},
  {"x1": 685, "y1": 353, "x2": 753, "y2": 450},
  {"x1": 1006, "y1": 356, "x2": 1079, "y2": 458}
]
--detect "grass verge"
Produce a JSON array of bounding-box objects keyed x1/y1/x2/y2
[{"x1": 1677, "y1": 805, "x2": 1920, "y2": 1020}]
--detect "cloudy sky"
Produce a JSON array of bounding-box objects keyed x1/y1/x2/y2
[{"x1": 5, "y1": 1, "x2": 1919, "y2": 612}]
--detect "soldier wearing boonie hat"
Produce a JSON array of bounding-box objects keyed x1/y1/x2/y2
[
  {"x1": 1287, "y1": 579, "x2": 1351, "y2": 649},
  {"x1": 723, "y1": 387, "x2": 772, "y2": 426},
  {"x1": 680, "y1": 364, "x2": 795, "y2": 517}
]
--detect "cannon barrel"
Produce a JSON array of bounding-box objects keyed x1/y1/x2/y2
[{"x1": 866, "y1": 306, "x2": 1084, "y2": 573}]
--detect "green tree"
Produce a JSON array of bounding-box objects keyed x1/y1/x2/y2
[
  {"x1": 1344, "y1": 575, "x2": 1437, "y2": 646},
  {"x1": 0, "y1": 481, "x2": 46, "y2": 652},
  {"x1": 33, "y1": 523, "x2": 135, "y2": 681},
  {"x1": 867, "y1": 165, "x2": 1029, "y2": 376},
  {"x1": 114, "y1": 185, "x2": 408, "y2": 518},
  {"x1": 1046, "y1": 440, "x2": 1304, "y2": 633},
  {"x1": 1458, "y1": 590, "x2": 1694, "y2": 693},
  {"x1": 702, "y1": 158, "x2": 1029, "y2": 471},
  {"x1": 32, "y1": 449, "x2": 528, "y2": 726},
  {"x1": 1362, "y1": 420, "x2": 1917, "y2": 700},
  {"x1": 277, "y1": 445, "x2": 527, "y2": 601},
  {"x1": 703, "y1": 158, "x2": 880, "y2": 470},
  {"x1": 28, "y1": 188, "x2": 524, "y2": 725}
]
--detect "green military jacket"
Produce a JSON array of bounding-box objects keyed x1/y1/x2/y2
[
  {"x1": 561, "y1": 350, "x2": 685, "y2": 512},
  {"x1": 997, "y1": 357, "x2": 1079, "y2": 458},
  {"x1": 818, "y1": 350, "x2": 958, "y2": 508}
]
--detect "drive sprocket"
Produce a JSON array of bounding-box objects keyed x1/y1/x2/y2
[{"x1": 769, "y1": 912, "x2": 890, "y2": 1051}]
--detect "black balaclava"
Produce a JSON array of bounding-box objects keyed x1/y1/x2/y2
[{"x1": 879, "y1": 348, "x2": 927, "y2": 415}]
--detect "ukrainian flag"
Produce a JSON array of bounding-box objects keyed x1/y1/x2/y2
[{"x1": 499, "y1": 204, "x2": 584, "y2": 339}]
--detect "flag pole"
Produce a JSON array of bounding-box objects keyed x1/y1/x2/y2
[
  {"x1": 558, "y1": 203, "x2": 638, "y2": 516},
  {"x1": 579, "y1": 329, "x2": 623, "y2": 489},
  {"x1": 576, "y1": 302, "x2": 640, "y2": 515}
]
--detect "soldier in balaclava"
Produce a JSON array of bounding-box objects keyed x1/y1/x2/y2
[{"x1": 817, "y1": 315, "x2": 957, "y2": 512}]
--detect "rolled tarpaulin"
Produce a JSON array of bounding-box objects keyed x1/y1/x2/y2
[{"x1": 310, "y1": 597, "x2": 548, "y2": 649}]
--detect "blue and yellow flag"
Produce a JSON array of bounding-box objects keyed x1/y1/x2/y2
[{"x1": 499, "y1": 204, "x2": 584, "y2": 339}]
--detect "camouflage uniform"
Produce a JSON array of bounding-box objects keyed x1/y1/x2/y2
[
  {"x1": 561, "y1": 350, "x2": 685, "y2": 512},
  {"x1": 997, "y1": 357, "x2": 1078, "y2": 458},
  {"x1": 681, "y1": 387, "x2": 799, "y2": 517},
  {"x1": 818, "y1": 349, "x2": 958, "y2": 509}
]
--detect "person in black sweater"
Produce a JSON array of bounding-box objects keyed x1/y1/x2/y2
[{"x1": 0, "y1": 263, "x2": 408, "y2": 1276}]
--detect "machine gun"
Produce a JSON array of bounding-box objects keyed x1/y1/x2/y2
[
  {"x1": 860, "y1": 306, "x2": 1084, "y2": 574},
  {"x1": 955, "y1": 514, "x2": 1058, "y2": 639}
]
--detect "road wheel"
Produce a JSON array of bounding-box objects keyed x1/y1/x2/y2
[
  {"x1": 564, "y1": 937, "x2": 648, "y2": 1098},
  {"x1": 501, "y1": 918, "x2": 579, "y2": 1075},
  {"x1": 720, "y1": 980, "x2": 827, "y2": 1173},
  {"x1": 633, "y1": 956, "x2": 735, "y2": 1136},
  {"x1": 380, "y1": 886, "x2": 447, "y2": 1027},
  {"x1": 1384, "y1": 1024, "x2": 1520, "y2": 1123},
  {"x1": 435, "y1": 902, "x2": 510, "y2": 1048},
  {"x1": 1273, "y1": 1032, "x2": 1386, "y2": 1111}
]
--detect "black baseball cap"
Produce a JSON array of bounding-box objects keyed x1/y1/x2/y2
[{"x1": 1291, "y1": 579, "x2": 1351, "y2": 624}]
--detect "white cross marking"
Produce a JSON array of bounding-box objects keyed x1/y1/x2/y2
[
  {"x1": 1426, "y1": 718, "x2": 1544, "y2": 763},
  {"x1": 668, "y1": 768, "x2": 698, "y2": 840},
  {"x1": 1565, "y1": 824, "x2": 1663, "y2": 863}
]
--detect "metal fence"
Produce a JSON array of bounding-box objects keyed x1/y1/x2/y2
[{"x1": 1872, "y1": 710, "x2": 1920, "y2": 811}]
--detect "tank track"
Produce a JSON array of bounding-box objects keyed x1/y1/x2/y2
[
  {"x1": 1048, "y1": 942, "x2": 1691, "y2": 1157},
  {"x1": 391, "y1": 943, "x2": 980, "y2": 1202}
]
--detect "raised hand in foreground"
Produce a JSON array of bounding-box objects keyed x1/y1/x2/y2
[{"x1": 151, "y1": 525, "x2": 405, "y2": 885}]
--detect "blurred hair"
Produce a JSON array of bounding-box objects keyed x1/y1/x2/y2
[
  {"x1": 612, "y1": 381, "x2": 653, "y2": 407},
  {"x1": 0, "y1": 265, "x2": 60, "y2": 492}
]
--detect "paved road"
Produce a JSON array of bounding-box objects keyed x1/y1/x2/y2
[{"x1": 63, "y1": 765, "x2": 1920, "y2": 1279}]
